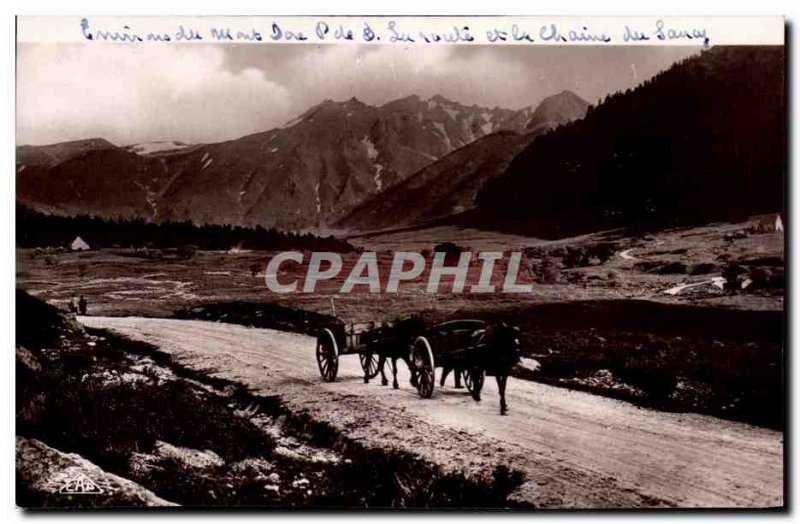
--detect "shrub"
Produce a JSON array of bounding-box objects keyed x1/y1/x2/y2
[
  {"x1": 633, "y1": 260, "x2": 662, "y2": 272},
  {"x1": 563, "y1": 246, "x2": 588, "y2": 268},
  {"x1": 689, "y1": 262, "x2": 717, "y2": 275},
  {"x1": 176, "y1": 245, "x2": 198, "y2": 260},
  {"x1": 722, "y1": 264, "x2": 750, "y2": 291},
  {"x1": 749, "y1": 266, "x2": 784, "y2": 289},
  {"x1": 587, "y1": 242, "x2": 616, "y2": 264},
  {"x1": 654, "y1": 261, "x2": 688, "y2": 274},
  {"x1": 607, "y1": 270, "x2": 623, "y2": 287},
  {"x1": 618, "y1": 364, "x2": 677, "y2": 399},
  {"x1": 538, "y1": 256, "x2": 561, "y2": 284},
  {"x1": 524, "y1": 246, "x2": 545, "y2": 259}
]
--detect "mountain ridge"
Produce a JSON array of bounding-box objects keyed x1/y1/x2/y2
[
  {"x1": 475, "y1": 46, "x2": 785, "y2": 237},
  {"x1": 17, "y1": 92, "x2": 563, "y2": 229},
  {"x1": 336, "y1": 90, "x2": 590, "y2": 232}
]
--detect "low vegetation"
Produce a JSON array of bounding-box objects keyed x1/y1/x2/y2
[
  {"x1": 484, "y1": 301, "x2": 784, "y2": 429},
  {"x1": 16, "y1": 290, "x2": 524, "y2": 508}
]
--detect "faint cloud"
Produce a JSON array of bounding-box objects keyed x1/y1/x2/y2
[
  {"x1": 17, "y1": 43, "x2": 293, "y2": 145},
  {"x1": 17, "y1": 43, "x2": 698, "y2": 145}
]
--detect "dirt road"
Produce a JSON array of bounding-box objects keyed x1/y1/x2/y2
[{"x1": 80, "y1": 316, "x2": 783, "y2": 509}]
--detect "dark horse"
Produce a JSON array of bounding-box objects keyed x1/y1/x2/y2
[
  {"x1": 362, "y1": 315, "x2": 426, "y2": 389},
  {"x1": 439, "y1": 365, "x2": 464, "y2": 388},
  {"x1": 472, "y1": 322, "x2": 520, "y2": 414},
  {"x1": 441, "y1": 322, "x2": 520, "y2": 414},
  {"x1": 420, "y1": 320, "x2": 521, "y2": 414}
]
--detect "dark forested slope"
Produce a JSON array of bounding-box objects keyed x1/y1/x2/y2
[{"x1": 475, "y1": 47, "x2": 785, "y2": 237}]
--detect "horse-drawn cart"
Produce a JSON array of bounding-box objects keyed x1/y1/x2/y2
[
  {"x1": 411, "y1": 320, "x2": 520, "y2": 413},
  {"x1": 315, "y1": 321, "x2": 384, "y2": 382},
  {"x1": 315, "y1": 315, "x2": 426, "y2": 383},
  {"x1": 316, "y1": 315, "x2": 520, "y2": 413},
  {"x1": 410, "y1": 320, "x2": 488, "y2": 398}
]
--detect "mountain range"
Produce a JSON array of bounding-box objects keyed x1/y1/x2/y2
[
  {"x1": 17, "y1": 92, "x2": 575, "y2": 230},
  {"x1": 336, "y1": 91, "x2": 589, "y2": 232},
  {"x1": 18, "y1": 47, "x2": 782, "y2": 239},
  {"x1": 334, "y1": 130, "x2": 534, "y2": 232}
]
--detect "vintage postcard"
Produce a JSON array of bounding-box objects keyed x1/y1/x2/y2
[{"x1": 15, "y1": 15, "x2": 785, "y2": 509}]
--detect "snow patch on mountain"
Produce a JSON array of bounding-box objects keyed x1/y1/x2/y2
[
  {"x1": 374, "y1": 164, "x2": 384, "y2": 192},
  {"x1": 412, "y1": 148, "x2": 438, "y2": 161},
  {"x1": 443, "y1": 107, "x2": 460, "y2": 120},
  {"x1": 432, "y1": 122, "x2": 452, "y2": 151},
  {"x1": 128, "y1": 141, "x2": 188, "y2": 155},
  {"x1": 133, "y1": 180, "x2": 159, "y2": 220},
  {"x1": 361, "y1": 136, "x2": 379, "y2": 161},
  {"x1": 282, "y1": 115, "x2": 303, "y2": 129},
  {"x1": 201, "y1": 152, "x2": 213, "y2": 170},
  {"x1": 461, "y1": 119, "x2": 475, "y2": 143}
]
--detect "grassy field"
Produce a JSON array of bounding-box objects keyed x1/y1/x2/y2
[
  {"x1": 16, "y1": 217, "x2": 784, "y2": 428},
  {"x1": 17, "y1": 217, "x2": 784, "y2": 319}
]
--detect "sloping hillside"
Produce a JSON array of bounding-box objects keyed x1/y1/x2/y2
[
  {"x1": 475, "y1": 47, "x2": 785, "y2": 237},
  {"x1": 16, "y1": 138, "x2": 117, "y2": 167},
  {"x1": 337, "y1": 91, "x2": 589, "y2": 232},
  {"x1": 17, "y1": 146, "x2": 175, "y2": 220},
  {"x1": 17, "y1": 95, "x2": 540, "y2": 230},
  {"x1": 526, "y1": 90, "x2": 590, "y2": 132},
  {"x1": 336, "y1": 132, "x2": 532, "y2": 232}
]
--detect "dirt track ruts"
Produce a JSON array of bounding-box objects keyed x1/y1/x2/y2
[{"x1": 79, "y1": 316, "x2": 783, "y2": 509}]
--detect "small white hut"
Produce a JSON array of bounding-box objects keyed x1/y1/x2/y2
[
  {"x1": 750, "y1": 213, "x2": 784, "y2": 234},
  {"x1": 70, "y1": 236, "x2": 90, "y2": 251}
]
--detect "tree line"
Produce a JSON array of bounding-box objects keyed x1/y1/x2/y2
[{"x1": 16, "y1": 204, "x2": 354, "y2": 252}]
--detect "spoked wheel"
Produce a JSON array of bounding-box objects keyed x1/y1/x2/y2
[
  {"x1": 316, "y1": 328, "x2": 339, "y2": 382},
  {"x1": 359, "y1": 352, "x2": 381, "y2": 380},
  {"x1": 463, "y1": 368, "x2": 485, "y2": 398},
  {"x1": 412, "y1": 336, "x2": 435, "y2": 398}
]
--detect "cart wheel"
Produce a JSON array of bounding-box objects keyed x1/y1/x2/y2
[
  {"x1": 412, "y1": 336, "x2": 435, "y2": 398},
  {"x1": 359, "y1": 352, "x2": 381, "y2": 380},
  {"x1": 316, "y1": 328, "x2": 339, "y2": 382},
  {"x1": 463, "y1": 368, "x2": 485, "y2": 397}
]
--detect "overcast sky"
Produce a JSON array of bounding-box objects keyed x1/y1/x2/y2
[{"x1": 17, "y1": 43, "x2": 697, "y2": 146}]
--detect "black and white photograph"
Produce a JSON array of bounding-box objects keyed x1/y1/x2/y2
[{"x1": 12, "y1": 13, "x2": 787, "y2": 511}]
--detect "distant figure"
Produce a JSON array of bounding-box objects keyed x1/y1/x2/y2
[
  {"x1": 78, "y1": 295, "x2": 87, "y2": 315},
  {"x1": 68, "y1": 297, "x2": 77, "y2": 314}
]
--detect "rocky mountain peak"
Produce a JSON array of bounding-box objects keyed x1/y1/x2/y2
[{"x1": 527, "y1": 90, "x2": 590, "y2": 130}]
